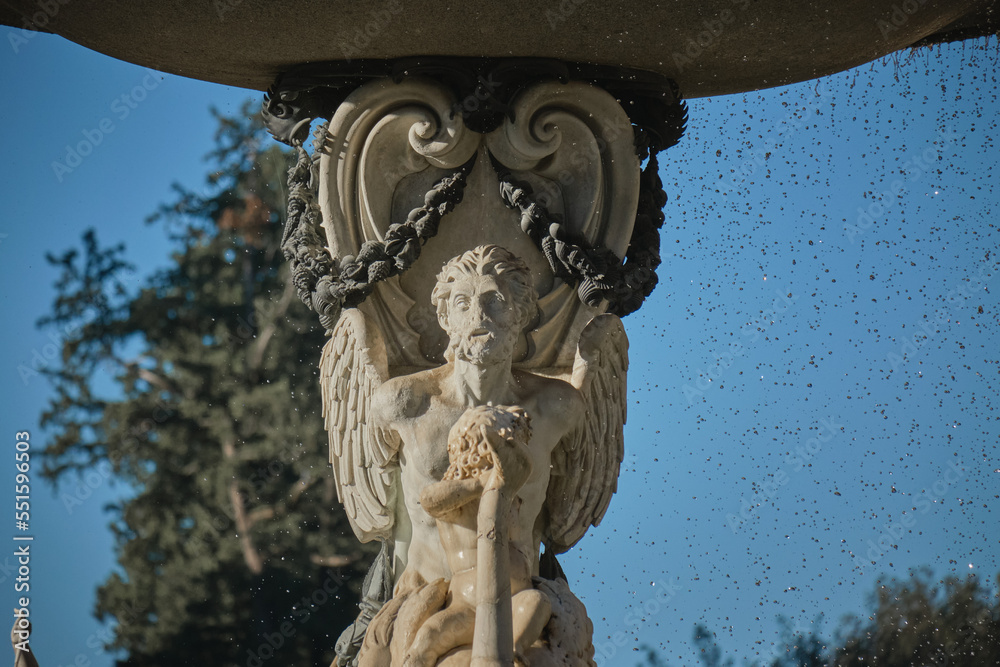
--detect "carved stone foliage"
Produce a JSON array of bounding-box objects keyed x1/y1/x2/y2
[
  {"x1": 265, "y1": 58, "x2": 685, "y2": 367},
  {"x1": 264, "y1": 60, "x2": 680, "y2": 666},
  {"x1": 263, "y1": 58, "x2": 684, "y2": 147}
]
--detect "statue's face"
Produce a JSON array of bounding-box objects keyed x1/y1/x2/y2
[{"x1": 442, "y1": 274, "x2": 521, "y2": 365}]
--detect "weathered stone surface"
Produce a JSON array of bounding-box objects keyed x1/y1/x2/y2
[
  {"x1": 299, "y1": 70, "x2": 643, "y2": 663},
  {"x1": 314, "y1": 76, "x2": 646, "y2": 368},
  {"x1": 1, "y1": 1, "x2": 995, "y2": 96},
  {"x1": 324, "y1": 246, "x2": 628, "y2": 664}
]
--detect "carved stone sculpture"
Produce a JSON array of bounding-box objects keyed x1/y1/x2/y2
[
  {"x1": 10, "y1": 619, "x2": 39, "y2": 667},
  {"x1": 411, "y1": 404, "x2": 548, "y2": 666},
  {"x1": 321, "y1": 246, "x2": 627, "y2": 665},
  {"x1": 269, "y1": 60, "x2": 684, "y2": 349},
  {"x1": 260, "y1": 60, "x2": 679, "y2": 665}
]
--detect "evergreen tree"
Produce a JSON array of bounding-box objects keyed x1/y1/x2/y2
[
  {"x1": 39, "y1": 102, "x2": 373, "y2": 666},
  {"x1": 693, "y1": 624, "x2": 735, "y2": 667},
  {"x1": 832, "y1": 570, "x2": 1000, "y2": 666},
  {"x1": 637, "y1": 570, "x2": 998, "y2": 667}
]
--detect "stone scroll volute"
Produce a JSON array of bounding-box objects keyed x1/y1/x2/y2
[
  {"x1": 263, "y1": 61, "x2": 684, "y2": 665},
  {"x1": 316, "y1": 77, "x2": 641, "y2": 371}
]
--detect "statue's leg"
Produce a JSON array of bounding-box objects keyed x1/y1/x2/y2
[
  {"x1": 512, "y1": 589, "x2": 553, "y2": 664},
  {"x1": 358, "y1": 594, "x2": 407, "y2": 667},
  {"x1": 389, "y1": 578, "x2": 449, "y2": 663},
  {"x1": 403, "y1": 603, "x2": 476, "y2": 667}
]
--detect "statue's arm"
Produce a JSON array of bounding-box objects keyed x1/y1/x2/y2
[
  {"x1": 551, "y1": 380, "x2": 586, "y2": 442},
  {"x1": 370, "y1": 377, "x2": 411, "y2": 445},
  {"x1": 420, "y1": 478, "x2": 483, "y2": 520},
  {"x1": 11, "y1": 619, "x2": 38, "y2": 667},
  {"x1": 565, "y1": 385, "x2": 586, "y2": 430}
]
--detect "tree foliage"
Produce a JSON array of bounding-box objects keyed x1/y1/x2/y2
[
  {"x1": 40, "y1": 102, "x2": 372, "y2": 666},
  {"x1": 637, "y1": 570, "x2": 999, "y2": 667},
  {"x1": 831, "y1": 570, "x2": 1000, "y2": 666}
]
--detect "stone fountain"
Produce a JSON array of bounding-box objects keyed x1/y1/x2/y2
[{"x1": 5, "y1": 1, "x2": 995, "y2": 664}]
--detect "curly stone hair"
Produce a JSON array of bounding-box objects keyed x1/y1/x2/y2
[
  {"x1": 431, "y1": 245, "x2": 538, "y2": 333},
  {"x1": 443, "y1": 405, "x2": 531, "y2": 481}
]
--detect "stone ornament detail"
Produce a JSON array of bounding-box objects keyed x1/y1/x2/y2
[
  {"x1": 282, "y1": 137, "x2": 476, "y2": 333},
  {"x1": 264, "y1": 58, "x2": 685, "y2": 336},
  {"x1": 282, "y1": 141, "x2": 337, "y2": 331},
  {"x1": 490, "y1": 153, "x2": 666, "y2": 317},
  {"x1": 321, "y1": 246, "x2": 627, "y2": 666},
  {"x1": 263, "y1": 59, "x2": 673, "y2": 665},
  {"x1": 315, "y1": 77, "x2": 676, "y2": 370},
  {"x1": 263, "y1": 58, "x2": 684, "y2": 145}
]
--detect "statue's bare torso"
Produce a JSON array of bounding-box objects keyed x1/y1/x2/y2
[{"x1": 373, "y1": 364, "x2": 583, "y2": 585}]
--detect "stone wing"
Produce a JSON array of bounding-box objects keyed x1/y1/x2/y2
[
  {"x1": 320, "y1": 308, "x2": 401, "y2": 543},
  {"x1": 544, "y1": 314, "x2": 629, "y2": 554}
]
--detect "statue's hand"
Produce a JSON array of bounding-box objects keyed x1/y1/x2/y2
[
  {"x1": 487, "y1": 438, "x2": 532, "y2": 493},
  {"x1": 10, "y1": 615, "x2": 28, "y2": 648}
]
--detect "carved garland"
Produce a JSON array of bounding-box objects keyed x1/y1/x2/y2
[
  {"x1": 489, "y1": 145, "x2": 667, "y2": 317},
  {"x1": 281, "y1": 126, "x2": 475, "y2": 333},
  {"x1": 266, "y1": 58, "x2": 685, "y2": 329}
]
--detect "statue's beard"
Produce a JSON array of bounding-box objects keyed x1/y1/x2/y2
[{"x1": 452, "y1": 331, "x2": 515, "y2": 365}]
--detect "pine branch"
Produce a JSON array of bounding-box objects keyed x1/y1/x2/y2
[
  {"x1": 223, "y1": 438, "x2": 264, "y2": 576},
  {"x1": 248, "y1": 277, "x2": 296, "y2": 372}
]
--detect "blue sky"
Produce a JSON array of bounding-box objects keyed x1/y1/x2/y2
[{"x1": 1, "y1": 33, "x2": 997, "y2": 667}]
